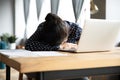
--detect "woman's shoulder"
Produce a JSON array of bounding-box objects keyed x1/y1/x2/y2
[
  {"x1": 64, "y1": 20, "x2": 82, "y2": 31},
  {"x1": 38, "y1": 22, "x2": 45, "y2": 28},
  {"x1": 64, "y1": 20, "x2": 80, "y2": 28}
]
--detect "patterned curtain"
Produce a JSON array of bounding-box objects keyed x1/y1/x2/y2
[
  {"x1": 51, "y1": 0, "x2": 59, "y2": 14},
  {"x1": 72, "y1": 0, "x2": 84, "y2": 22}
]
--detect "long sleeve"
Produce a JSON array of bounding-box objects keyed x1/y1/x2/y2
[
  {"x1": 25, "y1": 41, "x2": 59, "y2": 51},
  {"x1": 65, "y1": 21, "x2": 82, "y2": 43},
  {"x1": 25, "y1": 22, "x2": 59, "y2": 51}
]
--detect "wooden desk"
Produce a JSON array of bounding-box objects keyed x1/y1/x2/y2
[{"x1": 0, "y1": 48, "x2": 120, "y2": 80}]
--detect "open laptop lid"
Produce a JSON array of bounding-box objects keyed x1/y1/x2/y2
[{"x1": 76, "y1": 19, "x2": 120, "y2": 52}]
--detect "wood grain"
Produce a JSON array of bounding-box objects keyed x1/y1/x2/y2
[{"x1": 0, "y1": 47, "x2": 120, "y2": 73}]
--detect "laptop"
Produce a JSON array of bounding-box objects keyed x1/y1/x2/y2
[{"x1": 59, "y1": 19, "x2": 120, "y2": 53}]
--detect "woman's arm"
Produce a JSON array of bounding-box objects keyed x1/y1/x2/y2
[{"x1": 65, "y1": 21, "x2": 82, "y2": 43}]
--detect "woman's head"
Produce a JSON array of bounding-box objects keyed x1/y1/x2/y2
[{"x1": 41, "y1": 13, "x2": 68, "y2": 45}]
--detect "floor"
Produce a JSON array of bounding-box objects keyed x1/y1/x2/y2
[{"x1": 0, "y1": 68, "x2": 27, "y2": 80}]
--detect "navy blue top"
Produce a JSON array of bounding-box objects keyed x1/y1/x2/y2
[{"x1": 25, "y1": 21, "x2": 82, "y2": 51}]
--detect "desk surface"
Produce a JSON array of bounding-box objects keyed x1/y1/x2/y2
[{"x1": 0, "y1": 48, "x2": 120, "y2": 73}]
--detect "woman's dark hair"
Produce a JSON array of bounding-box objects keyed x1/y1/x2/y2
[{"x1": 41, "y1": 13, "x2": 68, "y2": 46}]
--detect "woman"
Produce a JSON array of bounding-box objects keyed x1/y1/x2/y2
[{"x1": 25, "y1": 13, "x2": 89, "y2": 80}]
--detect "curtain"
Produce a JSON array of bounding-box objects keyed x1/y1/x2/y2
[
  {"x1": 72, "y1": 0, "x2": 84, "y2": 22},
  {"x1": 51, "y1": 0, "x2": 59, "y2": 14},
  {"x1": 23, "y1": 0, "x2": 30, "y2": 24},
  {"x1": 36, "y1": 0, "x2": 43, "y2": 20},
  {"x1": 23, "y1": 0, "x2": 30, "y2": 45}
]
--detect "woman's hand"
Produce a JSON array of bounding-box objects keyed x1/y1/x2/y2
[{"x1": 60, "y1": 42, "x2": 77, "y2": 50}]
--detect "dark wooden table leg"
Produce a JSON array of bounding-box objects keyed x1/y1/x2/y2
[
  {"x1": 19, "y1": 73, "x2": 23, "y2": 80},
  {"x1": 36, "y1": 72, "x2": 44, "y2": 80},
  {"x1": 6, "y1": 65, "x2": 10, "y2": 80}
]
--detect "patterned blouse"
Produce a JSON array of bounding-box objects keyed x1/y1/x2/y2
[{"x1": 25, "y1": 21, "x2": 82, "y2": 51}]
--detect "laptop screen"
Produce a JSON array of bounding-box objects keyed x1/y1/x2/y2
[{"x1": 76, "y1": 19, "x2": 120, "y2": 52}]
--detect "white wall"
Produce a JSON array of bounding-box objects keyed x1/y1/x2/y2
[
  {"x1": 106, "y1": 0, "x2": 120, "y2": 20},
  {"x1": 106, "y1": 0, "x2": 120, "y2": 45},
  {"x1": 0, "y1": 0, "x2": 14, "y2": 35}
]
